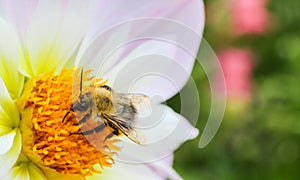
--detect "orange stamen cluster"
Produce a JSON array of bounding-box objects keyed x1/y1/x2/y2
[{"x1": 23, "y1": 68, "x2": 120, "y2": 176}]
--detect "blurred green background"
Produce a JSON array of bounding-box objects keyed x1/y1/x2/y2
[{"x1": 170, "y1": 0, "x2": 300, "y2": 179}]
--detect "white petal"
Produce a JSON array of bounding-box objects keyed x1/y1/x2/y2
[
  {"x1": 21, "y1": 0, "x2": 89, "y2": 76},
  {"x1": 84, "y1": 0, "x2": 204, "y2": 44},
  {"x1": 0, "y1": 18, "x2": 24, "y2": 99},
  {"x1": 162, "y1": 153, "x2": 174, "y2": 166},
  {"x1": 0, "y1": 77, "x2": 20, "y2": 127},
  {"x1": 0, "y1": 130, "x2": 16, "y2": 155},
  {"x1": 115, "y1": 105, "x2": 198, "y2": 163},
  {"x1": 78, "y1": 0, "x2": 205, "y2": 100},
  {"x1": 0, "y1": 129, "x2": 21, "y2": 178},
  {"x1": 150, "y1": 156, "x2": 183, "y2": 180},
  {"x1": 0, "y1": 0, "x2": 38, "y2": 44},
  {"x1": 74, "y1": 21, "x2": 131, "y2": 70},
  {"x1": 88, "y1": 162, "x2": 162, "y2": 180},
  {"x1": 89, "y1": 155, "x2": 181, "y2": 180},
  {"x1": 101, "y1": 39, "x2": 195, "y2": 101}
]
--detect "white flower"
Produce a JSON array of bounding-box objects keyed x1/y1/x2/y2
[{"x1": 0, "y1": 1, "x2": 204, "y2": 179}]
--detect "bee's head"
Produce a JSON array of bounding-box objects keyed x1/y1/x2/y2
[
  {"x1": 95, "y1": 86, "x2": 113, "y2": 113},
  {"x1": 71, "y1": 93, "x2": 91, "y2": 112}
]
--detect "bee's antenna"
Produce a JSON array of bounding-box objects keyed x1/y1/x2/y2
[
  {"x1": 80, "y1": 68, "x2": 83, "y2": 98},
  {"x1": 62, "y1": 68, "x2": 83, "y2": 123}
]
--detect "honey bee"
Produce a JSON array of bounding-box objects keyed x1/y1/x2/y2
[{"x1": 62, "y1": 69, "x2": 149, "y2": 144}]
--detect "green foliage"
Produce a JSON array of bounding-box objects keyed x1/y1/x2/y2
[{"x1": 170, "y1": 0, "x2": 300, "y2": 179}]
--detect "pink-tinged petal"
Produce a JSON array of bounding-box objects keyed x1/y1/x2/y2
[
  {"x1": 20, "y1": 0, "x2": 89, "y2": 77},
  {"x1": 101, "y1": 39, "x2": 194, "y2": 101},
  {"x1": 74, "y1": 22, "x2": 132, "y2": 70},
  {"x1": 0, "y1": 18, "x2": 24, "y2": 99},
  {"x1": 78, "y1": 0, "x2": 205, "y2": 100},
  {"x1": 89, "y1": 154, "x2": 181, "y2": 180},
  {"x1": 88, "y1": 161, "x2": 166, "y2": 180},
  {"x1": 0, "y1": 129, "x2": 21, "y2": 178},
  {"x1": 149, "y1": 154, "x2": 182, "y2": 180},
  {"x1": 79, "y1": 19, "x2": 202, "y2": 101},
  {"x1": 162, "y1": 153, "x2": 174, "y2": 166},
  {"x1": 84, "y1": 0, "x2": 204, "y2": 42},
  {"x1": 0, "y1": 0, "x2": 38, "y2": 43},
  {"x1": 115, "y1": 105, "x2": 198, "y2": 163}
]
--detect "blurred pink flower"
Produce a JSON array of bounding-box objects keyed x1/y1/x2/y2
[
  {"x1": 229, "y1": 0, "x2": 270, "y2": 35},
  {"x1": 218, "y1": 48, "x2": 254, "y2": 102}
]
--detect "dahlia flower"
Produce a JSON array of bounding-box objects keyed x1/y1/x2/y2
[{"x1": 0, "y1": 0, "x2": 204, "y2": 179}]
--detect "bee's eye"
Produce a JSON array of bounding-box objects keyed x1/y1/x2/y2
[
  {"x1": 71, "y1": 101, "x2": 88, "y2": 112},
  {"x1": 80, "y1": 101, "x2": 88, "y2": 110}
]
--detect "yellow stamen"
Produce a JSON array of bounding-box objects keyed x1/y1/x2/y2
[{"x1": 17, "y1": 68, "x2": 120, "y2": 178}]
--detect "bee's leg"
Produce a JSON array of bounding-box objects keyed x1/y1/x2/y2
[
  {"x1": 104, "y1": 126, "x2": 119, "y2": 141},
  {"x1": 62, "y1": 111, "x2": 71, "y2": 123}
]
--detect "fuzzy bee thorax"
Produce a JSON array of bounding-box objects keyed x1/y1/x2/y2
[{"x1": 95, "y1": 87, "x2": 114, "y2": 113}]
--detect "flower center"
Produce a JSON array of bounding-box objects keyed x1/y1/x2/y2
[{"x1": 17, "y1": 68, "x2": 120, "y2": 177}]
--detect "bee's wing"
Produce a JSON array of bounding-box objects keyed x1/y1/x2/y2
[
  {"x1": 102, "y1": 113, "x2": 145, "y2": 144},
  {"x1": 109, "y1": 93, "x2": 151, "y2": 144},
  {"x1": 114, "y1": 93, "x2": 151, "y2": 114}
]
